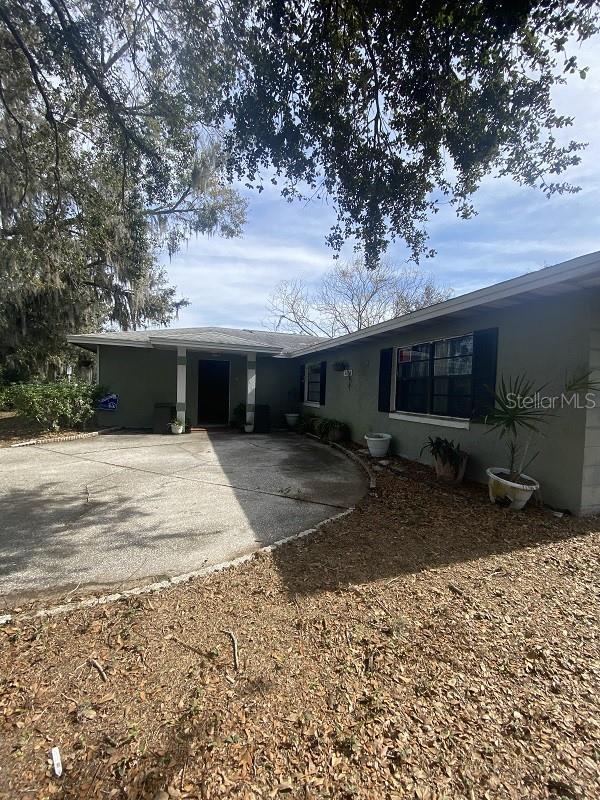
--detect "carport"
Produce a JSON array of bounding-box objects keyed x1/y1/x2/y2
[{"x1": 67, "y1": 328, "x2": 319, "y2": 432}]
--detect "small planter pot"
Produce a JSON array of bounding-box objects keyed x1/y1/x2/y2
[
  {"x1": 285, "y1": 413, "x2": 300, "y2": 428},
  {"x1": 433, "y1": 453, "x2": 468, "y2": 485},
  {"x1": 244, "y1": 423, "x2": 254, "y2": 434},
  {"x1": 486, "y1": 467, "x2": 540, "y2": 511},
  {"x1": 364, "y1": 433, "x2": 392, "y2": 457},
  {"x1": 170, "y1": 422, "x2": 184, "y2": 435}
]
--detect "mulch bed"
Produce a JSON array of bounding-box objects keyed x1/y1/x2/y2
[
  {"x1": 1, "y1": 460, "x2": 599, "y2": 799},
  {"x1": 0, "y1": 412, "x2": 83, "y2": 447}
]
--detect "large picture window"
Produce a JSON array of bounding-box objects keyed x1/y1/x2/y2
[{"x1": 395, "y1": 333, "x2": 474, "y2": 418}]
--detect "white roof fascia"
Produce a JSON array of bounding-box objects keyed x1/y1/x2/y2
[
  {"x1": 67, "y1": 335, "x2": 152, "y2": 348},
  {"x1": 68, "y1": 334, "x2": 281, "y2": 354}
]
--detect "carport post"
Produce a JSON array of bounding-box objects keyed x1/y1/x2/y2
[
  {"x1": 176, "y1": 346, "x2": 186, "y2": 424},
  {"x1": 246, "y1": 354, "x2": 256, "y2": 432}
]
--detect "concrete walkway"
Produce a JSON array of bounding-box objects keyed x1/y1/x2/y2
[{"x1": 0, "y1": 432, "x2": 366, "y2": 600}]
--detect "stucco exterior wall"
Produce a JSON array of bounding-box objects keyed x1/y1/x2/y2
[
  {"x1": 581, "y1": 293, "x2": 600, "y2": 514},
  {"x1": 297, "y1": 291, "x2": 595, "y2": 515},
  {"x1": 256, "y1": 356, "x2": 301, "y2": 427},
  {"x1": 97, "y1": 346, "x2": 300, "y2": 430},
  {"x1": 97, "y1": 345, "x2": 177, "y2": 428}
]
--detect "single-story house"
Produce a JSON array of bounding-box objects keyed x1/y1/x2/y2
[{"x1": 69, "y1": 250, "x2": 600, "y2": 515}]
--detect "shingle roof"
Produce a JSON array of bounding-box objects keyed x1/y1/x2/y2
[{"x1": 68, "y1": 326, "x2": 324, "y2": 354}]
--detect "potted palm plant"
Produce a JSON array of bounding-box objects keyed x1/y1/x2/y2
[
  {"x1": 485, "y1": 375, "x2": 546, "y2": 510},
  {"x1": 421, "y1": 436, "x2": 468, "y2": 484},
  {"x1": 170, "y1": 417, "x2": 185, "y2": 435}
]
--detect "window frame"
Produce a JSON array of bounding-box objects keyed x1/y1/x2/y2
[
  {"x1": 390, "y1": 332, "x2": 475, "y2": 426},
  {"x1": 303, "y1": 361, "x2": 324, "y2": 407}
]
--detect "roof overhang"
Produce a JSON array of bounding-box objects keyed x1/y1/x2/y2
[
  {"x1": 288, "y1": 250, "x2": 600, "y2": 358},
  {"x1": 67, "y1": 334, "x2": 281, "y2": 355},
  {"x1": 148, "y1": 337, "x2": 280, "y2": 354},
  {"x1": 67, "y1": 251, "x2": 600, "y2": 360},
  {"x1": 68, "y1": 335, "x2": 152, "y2": 349}
]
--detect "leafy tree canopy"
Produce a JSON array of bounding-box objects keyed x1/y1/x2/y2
[
  {"x1": 0, "y1": 0, "x2": 245, "y2": 374},
  {"x1": 222, "y1": 0, "x2": 599, "y2": 264},
  {"x1": 1, "y1": 0, "x2": 598, "y2": 375}
]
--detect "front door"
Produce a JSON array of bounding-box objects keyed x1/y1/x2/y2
[{"x1": 198, "y1": 360, "x2": 230, "y2": 424}]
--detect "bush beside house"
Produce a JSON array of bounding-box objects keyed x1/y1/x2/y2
[{"x1": 9, "y1": 380, "x2": 105, "y2": 432}]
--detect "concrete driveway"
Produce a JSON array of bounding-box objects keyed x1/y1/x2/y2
[{"x1": 0, "y1": 432, "x2": 366, "y2": 600}]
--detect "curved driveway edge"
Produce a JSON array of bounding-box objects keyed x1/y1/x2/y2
[
  {"x1": 0, "y1": 507, "x2": 355, "y2": 626},
  {"x1": 0, "y1": 431, "x2": 367, "y2": 601}
]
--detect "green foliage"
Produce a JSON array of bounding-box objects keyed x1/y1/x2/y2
[
  {"x1": 485, "y1": 374, "x2": 549, "y2": 480},
  {"x1": 0, "y1": 384, "x2": 14, "y2": 411},
  {"x1": 10, "y1": 380, "x2": 105, "y2": 431},
  {"x1": 230, "y1": 403, "x2": 247, "y2": 430},
  {"x1": 224, "y1": 1, "x2": 598, "y2": 264},
  {"x1": 313, "y1": 417, "x2": 351, "y2": 442},
  {"x1": 297, "y1": 413, "x2": 316, "y2": 434},
  {"x1": 485, "y1": 374, "x2": 549, "y2": 439},
  {"x1": 0, "y1": 1, "x2": 246, "y2": 375},
  {"x1": 420, "y1": 436, "x2": 464, "y2": 474}
]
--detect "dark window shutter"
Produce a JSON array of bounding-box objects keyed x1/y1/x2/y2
[
  {"x1": 299, "y1": 364, "x2": 305, "y2": 402},
  {"x1": 472, "y1": 328, "x2": 498, "y2": 418},
  {"x1": 378, "y1": 348, "x2": 393, "y2": 412},
  {"x1": 319, "y1": 361, "x2": 327, "y2": 405}
]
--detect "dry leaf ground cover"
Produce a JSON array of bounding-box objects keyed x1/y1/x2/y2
[
  {"x1": 1, "y1": 460, "x2": 599, "y2": 800},
  {"x1": 0, "y1": 412, "x2": 83, "y2": 447}
]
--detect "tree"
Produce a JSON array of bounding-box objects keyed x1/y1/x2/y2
[
  {"x1": 0, "y1": 0, "x2": 245, "y2": 374},
  {"x1": 267, "y1": 259, "x2": 452, "y2": 336},
  {"x1": 223, "y1": 0, "x2": 599, "y2": 265}
]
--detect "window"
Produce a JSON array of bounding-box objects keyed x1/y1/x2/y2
[
  {"x1": 395, "y1": 333, "x2": 474, "y2": 418},
  {"x1": 304, "y1": 361, "x2": 327, "y2": 405}
]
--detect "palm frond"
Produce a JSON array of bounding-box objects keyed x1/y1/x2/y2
[{"x1": 485, "y1": 374, "x2": 550, "y2": 439}]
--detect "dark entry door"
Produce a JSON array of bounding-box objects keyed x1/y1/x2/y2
[{"x1": 198, "y1": 360, "x2": 230, "y2": 424}]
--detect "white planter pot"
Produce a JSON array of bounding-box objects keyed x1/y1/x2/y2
[
  {"x1": 364, "y1": 433, "x2": 392, "y2": 457},
  {"x1": 486, "y1": 467, "x2": 540, "y2": 511},
  {"x1": 170, "y1": 423, "x2": 184, "y2": 435},
  {"x1": 285, "y1": 413, "x2": 300, "y2": 428},
  {"x1": 244, "y1": 424, "x2": 254, "y2": 433}
]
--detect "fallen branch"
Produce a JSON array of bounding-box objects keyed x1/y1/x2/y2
[
  {"x1": 167, "y1": 634, "x2": 204, "y2": 658},
  {"x1": 221, "y1": 629, "x2": 239, "y2": 671},
  {"x1": 88, "y1": 657, "x2": 108, "y2": 682}
]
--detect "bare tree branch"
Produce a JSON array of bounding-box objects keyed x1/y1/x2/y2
[{"x1": 267, "y1": 258, "x2": 452, "y2": 337}]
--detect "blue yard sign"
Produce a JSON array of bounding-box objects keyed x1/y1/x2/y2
[{"x1": 98, "y1": 393, "x2": 119, "y2": 411}]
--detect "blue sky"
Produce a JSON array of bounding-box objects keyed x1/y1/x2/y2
[{"x1": 162, "y1": 36, "x2": 600, "y2": 330}]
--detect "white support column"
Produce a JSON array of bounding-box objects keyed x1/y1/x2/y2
[
  {"x1": 245, "y1": 354, "x2": 257, "y2": 432},
  {"x1": 176, "y1": 346, "x2": 187, "y2": 424}
]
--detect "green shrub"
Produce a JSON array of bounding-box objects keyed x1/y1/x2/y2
[
  {"x1": 10, "y1": 380, "x2": 105, "y2": 431},
  {"x1": 297, "y1": 412, "x2": 316, "y2": 434},
  {"x1": 0, "y1": 384, "x2": 14, "y2": 411},
  {"x1": 313, "y1": 417, "x2": 351, "y2": 442},
  {"x1": 230, "y1": 403, "x2": 246, "y2": 430}
]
